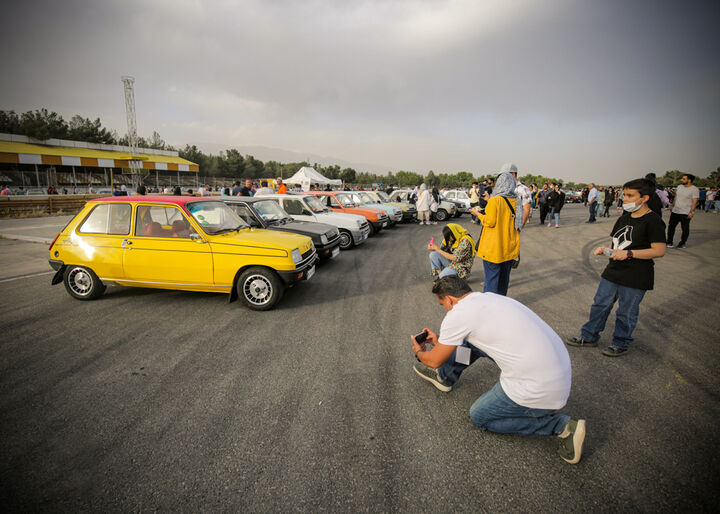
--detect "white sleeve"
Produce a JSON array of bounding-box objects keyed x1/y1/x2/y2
[{"x1": 438, "y1": 310, "x2": 471, "y2": 347}]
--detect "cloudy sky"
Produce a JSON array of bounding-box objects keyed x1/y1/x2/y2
[{"x1": 1, "y1": 0, "x2": 718, "y2": 182}]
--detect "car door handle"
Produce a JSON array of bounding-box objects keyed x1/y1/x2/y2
[{"x1": 121, "y1": 239, "x2": 133, "y2": 249}]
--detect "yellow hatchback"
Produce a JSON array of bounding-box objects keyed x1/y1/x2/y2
[{"x1": 49, "y1": 196, "x2": 317, "y2": 310}]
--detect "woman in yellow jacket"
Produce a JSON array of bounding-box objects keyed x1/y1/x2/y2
[{"x1": 471, "y1": 172, "x2": 519, "y2": 296}]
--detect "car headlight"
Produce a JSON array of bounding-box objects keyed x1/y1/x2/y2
[
  {"x1": 320, "y1": 234, "x2": 328, "y2": 244},
  {"x1": 291, "y1": 248, "x2": 302, "y2": 264}
]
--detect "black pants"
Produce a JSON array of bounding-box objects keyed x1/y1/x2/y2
[
  {"x1": 539, "y1": 204, "x2": 549, "y2": 224},
  {"x1": 602, "y1": 203, "x2": 612, "y2": 217},
  {"x1": 667, "y1": 212, "x2": 691, "y2": 245}
]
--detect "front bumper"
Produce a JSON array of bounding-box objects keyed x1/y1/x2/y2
[
  {"x1": 402, "y1": 209, "x2": 418, "y2": 221},
  {"x1": 316, "y1": 236, "x2": 342, "y2": 259},
  {"x1": 276, "y1": 249, "x2": 318, "y2": 284},
  {"x1": 351, "y1": 225, "x2": 371, "y2": 244}
]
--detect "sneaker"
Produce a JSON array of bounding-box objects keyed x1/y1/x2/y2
[
  {"x1": 565, "y1": 336, "x2": 598, "y2": 348},
  {"x1": 547, "y1": 222, "x2": 552, "y2": 227},
  {"x1": 413, "y1": 362, "x2": 452, "y2": 392},
  {"x1": 677, "y1": 244, "x2": 686, "y2": 249},
  {"x1": 555, "y1": 224, "x2": 559, "y2": 228},
  {"x1": 558, "y1": 419, "x2": 586, "y2": 464},
  {"x1": 602, "y1": 346, "x2": 628, "y2": 357},
  {"x1": 666, "y1": 243, "x2": 675, "y2": 248}
]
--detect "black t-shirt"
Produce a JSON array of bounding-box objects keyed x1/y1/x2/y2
[
  {"x1": 602, "y1": 211, "x2": 666, "y2": 290},
  {"x1": 647, "y1": 192, "x2": 662, "y2": 216}
]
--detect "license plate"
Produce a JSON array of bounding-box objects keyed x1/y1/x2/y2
[
  {"x1": 331, "y1": 247, "x2": 340, "y2": 257},
  {"x1": 306, "y1": 266, "x2": 315, "y2": 280}
]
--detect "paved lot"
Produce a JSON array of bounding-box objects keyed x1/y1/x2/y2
[{"x1": 1, "y1": 204, "x2": 719, "y2": 512}]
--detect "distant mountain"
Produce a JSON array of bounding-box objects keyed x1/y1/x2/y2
[{"x1": 195, "y1": 142, "x2": 391, "y2": 174}]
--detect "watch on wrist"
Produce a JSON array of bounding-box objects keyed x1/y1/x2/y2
[{"x1": 627, "y1": 250, "x2": 633, "y2": 260}]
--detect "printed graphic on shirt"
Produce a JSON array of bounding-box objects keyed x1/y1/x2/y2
[{"x1": 612, "y1": 225, "x2": 633, "y2": 250}]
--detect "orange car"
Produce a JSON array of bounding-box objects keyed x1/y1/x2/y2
[{"x1": 307, "y1": 192, "x2": 389, "y2": 235}]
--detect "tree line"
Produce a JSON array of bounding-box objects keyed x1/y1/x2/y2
[{"x1": 2, "y1": 108, "x2": 717, "y2": 188}]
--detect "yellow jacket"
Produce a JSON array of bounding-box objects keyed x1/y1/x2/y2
[{"x1": 477, "y1": 196, "x2": 519, "y2": 263}]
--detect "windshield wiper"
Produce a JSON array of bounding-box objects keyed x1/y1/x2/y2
[{"x1": 214, "y1": 225, "x2": 244, "y2": 234}]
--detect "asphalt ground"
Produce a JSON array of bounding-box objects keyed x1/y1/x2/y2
[{"x1": 1, "y1": 204, "x2": 719, "y2": 512}]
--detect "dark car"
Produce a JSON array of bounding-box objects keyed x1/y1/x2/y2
[{"x1": 223, "y1": 197, "x2": 342, "y2": 260}]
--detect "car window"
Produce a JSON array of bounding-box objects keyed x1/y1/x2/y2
[
  {"x1": 253, "y1": 200, "x2": 288, "y2": 221},
  {"x1": 377, "y1": 192, "x2": 390, "y2": 202},
  {"x1": 79, "y1": 203, "x2": 131, "y2": 235},
  {"x1": 327, "y1": 196, "x2": 341, "y2": 208},
  {"x1": 335, "y1": 194, "x2": 356, "y2": 207},
  {"x1": 284, "y1": 199, "x2": 306, "y2": 215},
  {"x1": 187, "y1": 201, "x2": 247, "y2": 235},
  {"x1": 304, "y1": 196, "x2": 326, "y2": 213},
  {"x1": 228, "y1": 204, "x2": 261, "y2": 226},
  {"x1": 135, "y1": 205, "x2": 194, "y2": 238}
]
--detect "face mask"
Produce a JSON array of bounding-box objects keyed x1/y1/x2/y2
[{"x1": 623, "y1": 201, "x2": 643, "y2": 212}]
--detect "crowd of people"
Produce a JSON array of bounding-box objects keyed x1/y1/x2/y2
[{"x1": 411, "y1": 164, "x2": 707, "y2": 465}]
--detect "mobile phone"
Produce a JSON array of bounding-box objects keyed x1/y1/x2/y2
[
  {"x1": 429, "y1": 237, "x2": 434, "y2": 246},
  {"x1": 414, "y1": 330, "x2": 428, "y2": 344}
]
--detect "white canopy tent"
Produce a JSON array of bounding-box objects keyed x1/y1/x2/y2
[{"x1": 284, "y1": 166, "x2": 342, "y2": 187}]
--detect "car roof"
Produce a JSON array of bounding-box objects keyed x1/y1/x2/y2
[{"x1": 92, "y1": 195, "x2": 222, "y2": 206}]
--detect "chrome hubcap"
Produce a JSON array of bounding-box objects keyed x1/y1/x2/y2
[
  {"x1": 69, "y1": 268, "x2": 92, "y2": 296},
  {"x1": 243, "y1": 275, "x2": 272, "y2": 305}
]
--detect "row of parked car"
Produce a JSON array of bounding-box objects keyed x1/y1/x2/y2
[{"x1": 48, "y1": 189, "x2": 471, "y2": 310}]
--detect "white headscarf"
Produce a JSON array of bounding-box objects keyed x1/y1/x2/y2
[{"x1": 493, "y1": 172, "x2": 516, "y2": 198}]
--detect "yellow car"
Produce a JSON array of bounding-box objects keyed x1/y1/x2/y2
[{"x1": 48, "y1": 196, "x2": 317, "y2": 310}]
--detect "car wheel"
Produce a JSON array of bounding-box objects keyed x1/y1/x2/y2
[
  {"x1": 435, "y1": 209, "x2": 448, "y2": 221},
  {"x1": 63, "y1": 265, "x2": 105, "y2": 300},
  {"x1": 338, "y1": 230, "x2": 354, "y2": 250},
  {"x1": 237, "y1": 267, "x2": 283, "y2": 311},
  {"x1": 368, "y1": 222, "x2": 377, "y2": 236}
]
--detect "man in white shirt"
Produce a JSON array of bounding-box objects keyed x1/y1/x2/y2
[
  {"x1": 255, "y1": 180, "x2": 275, "y2": 195},
  {"x1": 411, "y1": 276, "x2": 585, "y2": 464},
  {"x1": 667, "y1": 174, "x2": 700, "y2": 249},
  {"x1": 586, "y1": 183, "x2": 599, "y2": 223}
]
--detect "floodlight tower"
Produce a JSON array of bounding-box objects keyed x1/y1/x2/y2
[{"x1": 121, "y1": 76, "x2": 139, "y2": 185}]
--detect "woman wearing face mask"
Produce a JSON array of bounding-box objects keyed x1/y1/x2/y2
[
  {"x1": 427, "y1": 223, "x2": 476, "y2": 279},
  {"x1": 469, "y1": 172, "x2": 519, "y2": 296},
  {"x1": 547, "y1": 184, "x2": 566, "y2": 227}
]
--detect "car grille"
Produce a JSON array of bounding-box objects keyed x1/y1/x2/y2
[
  {"x1": 379, "y1": 215, "x2": 389, "y2": 223},
  {"x1": 360, "y1": 221, "x2": 370, "y2": 231},
  {"x1": 325, "y1": 230, "x2": 340, "y2": 244},
  {"x1": 407, "y1": 206, "x2": 417, "y2": 213},
  {"x1": 298, "y1": 247, "x2": 317, "y2": 268}
]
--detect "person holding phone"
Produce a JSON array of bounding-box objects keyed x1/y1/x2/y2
[
  {"x1": 427, "y1": 224, "x2": 476, "y2": 279},
  {"x1": 411, "y1": 276, "x2": 585, "y2": 464}
]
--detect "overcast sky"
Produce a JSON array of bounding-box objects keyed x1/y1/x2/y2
[{"x1": 1, "y1": 0, "x2": 718, "y2": 182}]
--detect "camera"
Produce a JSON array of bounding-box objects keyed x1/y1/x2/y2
[{"x1": 414, "y1": 330, "x2": 428, "y2": 344}]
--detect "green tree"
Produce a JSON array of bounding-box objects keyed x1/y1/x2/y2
[
  {"x1": 340, "y1": 167, "x2": 357, "y2": 184},
  {"x1": 67, "y1": 116, "x2": 116, "y2": 144},
  {"x1": 425, "y1": 170, "x2": 437, "y2": 187},
  {"x1": 20, "y1": 109, "x2": 69, "y2": 140},
  {"x1": 0, "y1": 110, "x2": 22, "y2": 134}
]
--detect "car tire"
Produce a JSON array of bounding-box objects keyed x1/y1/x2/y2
[
  {"x1": 435, "y1": 209, "x2": 448, "y2": 222},
  {"x1": 338, "y1": 230, "x2": 354, "y2": 250},
  {"x1": 237, "y1": 267, "x2": 283, "y2": 311},
  {"x1": 63, "y1": 265, "x2": 105, "y2": 300}
]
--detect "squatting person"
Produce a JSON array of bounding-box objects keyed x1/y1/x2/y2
[
  {"x1": 566, "y1": 178, "x2": 666, "y2": 357},
  {"x1": 411, "y1": 276, "x2": 586, "y2": 464},
  {"x1": 427, "y1": 223, "x2": 475, "y2": 279}
]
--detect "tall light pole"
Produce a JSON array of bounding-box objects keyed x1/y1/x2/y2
[{"x1": 121, "y1": 76, "x2": 139, "y2": 188}]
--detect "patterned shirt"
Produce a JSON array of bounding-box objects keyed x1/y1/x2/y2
[
  {"x1": 449, "y1": 238, "x2": 474, "y2": 279},
  {"x1": 515, "y1": 181, "x2": 531, "y2": 228}
]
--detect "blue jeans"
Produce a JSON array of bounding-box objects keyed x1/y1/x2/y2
[
  {"x1": 429, "y1": 251, "x2": 457, "y2": 278},
  {"x1": 548, "y1": 208, "x2": 560, "y2": 225},
  {"x1": 581, "y1": 278, "x2": 646, "y2": 349},
  {"x1": 588, "y1": 202, "x2": 597, "y2": 222},
  {"x1": 483, "y1": 259, "x2": 513, "y2": 296},
  {"x1": 438, "y1": 342, "x2": 570, "y2": 436}
]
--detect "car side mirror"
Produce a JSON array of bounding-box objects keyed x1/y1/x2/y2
[{"x1": 190, "y1": 233, "x2": 205, "y2": 243}]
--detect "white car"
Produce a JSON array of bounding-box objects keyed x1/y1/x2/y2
[
  {"x1": 442, "y1": 190, "x2": 472, "y2": 216},
  {"x1": 255, "y1": 193, "x2": 371, "y2": 250},
  {"x1": 389, "y1": 189, "x2": 457, "y2": 221}
]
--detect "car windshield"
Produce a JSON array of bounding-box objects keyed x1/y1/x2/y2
[
  {"x1": 336, "y1": 194, "x2": 356, "y2": 207},
  {"x1": 455, "y1": 191, "x2": 469, "y2": 199},
  {"x1": 186, "y1": 201, "x2": 247, "y2": 234},
  {"x1": 304, "y1": 195, "x2": 327, "y2": 213},
  {"x1": 253, "y1": 199, "x2": 289, "y2": 222},
  {"x1": 376, "y1": 191, "x2": 390, "y2": 202},
  {"x1": 357, "y1": 192, "x2": 375, "y2": 204}
]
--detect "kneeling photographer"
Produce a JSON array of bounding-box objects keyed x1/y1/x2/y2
[{"x1": 411, "y1": 276, "x2": 586, "y2": 464}]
